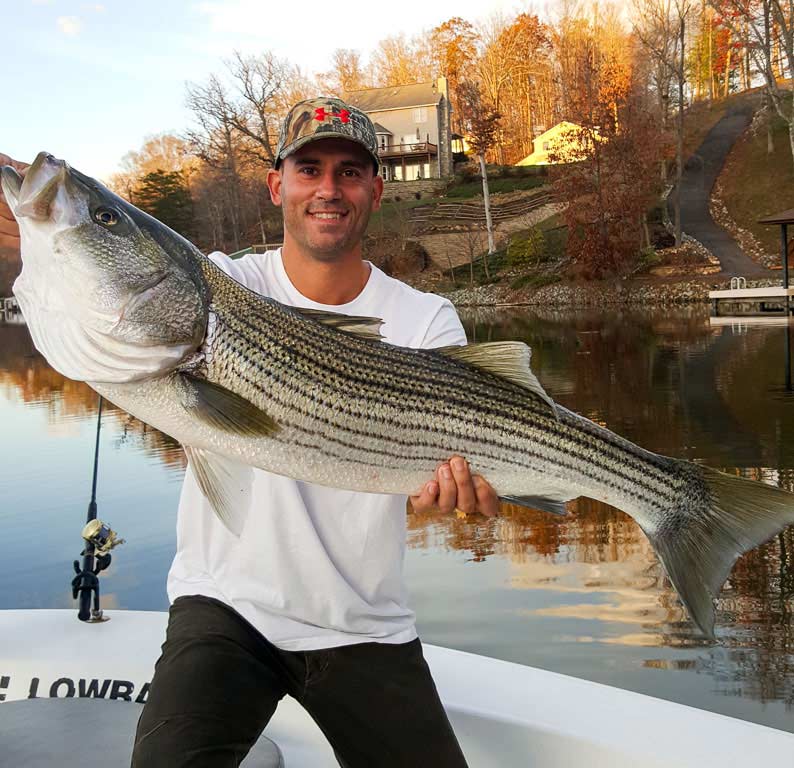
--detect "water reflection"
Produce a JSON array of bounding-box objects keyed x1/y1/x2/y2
[
  {"x1": 0, "y1": 323, "x2": 185, "y2": 470},
  {"x1": 3, "y1": 309, "x2": 794, "y2": 728}
]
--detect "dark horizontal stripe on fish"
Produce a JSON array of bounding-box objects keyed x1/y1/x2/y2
[{"x1": 210, "y1": 361, "x2": 676, "y2": 509}]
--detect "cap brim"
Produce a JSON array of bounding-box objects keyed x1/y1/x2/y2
[{"x1": 277, "y1": 133, "x2": 380, "y2": 169}]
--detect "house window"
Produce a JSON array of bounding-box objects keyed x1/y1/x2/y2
[
  {"x1": 413, "y1": 107, "x2": 427, "y2": 124},
  {"x1": 542, "y1": 141, "x2": 550, "y2": 151}
]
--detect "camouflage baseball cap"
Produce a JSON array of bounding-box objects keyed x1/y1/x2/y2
[{"x1": 274, "y1": 97, "x2": 380, "y2": 169}]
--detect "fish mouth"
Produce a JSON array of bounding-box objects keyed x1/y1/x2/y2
[
  {"x1": 0, "y1": 166, "x2": 23, "y2": 209},
  {"x1": 10, "y1": 152, "x2": 69, "y2": 221}
]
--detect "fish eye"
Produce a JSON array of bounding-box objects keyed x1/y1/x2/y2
[{"x1": 94, "y1": 206, "x2": 120, "y2": 226}]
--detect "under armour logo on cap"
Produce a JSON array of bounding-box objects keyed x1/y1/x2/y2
[{"x1": 314, "y1": 107, "x2": 351, "y2": 124}]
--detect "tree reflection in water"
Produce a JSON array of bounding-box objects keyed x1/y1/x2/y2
[{"x1": 0, "y1": 323, "x2": 185, "y2": 471}]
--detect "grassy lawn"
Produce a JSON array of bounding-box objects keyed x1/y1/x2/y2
[
  {"x1": 367, "y1": 197, "x2": 443, "y2": 233},
  {"x1": 367, "y1": 169, "x2": 550, "y2": 233},
  {"x1": 445, "y1": 175, "x2": 547, "y2": 198},
  {"x1": 718, "y1": 107, "x2": 794, "y2": 254},
  {"x1": 438, "y1": 213, "x2": 568, "y2": 290}
]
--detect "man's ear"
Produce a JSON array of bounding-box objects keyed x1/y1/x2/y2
[
  {"x1": 267, "y1": 168, "x2": 283, "y2": 206},
  {"x1": 372, "y1": 173, "x2": 384, "y2": 212}
]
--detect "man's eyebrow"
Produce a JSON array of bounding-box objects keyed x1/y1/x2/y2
[{"x1": 293, "y1": 156, "x2": 368, "y2": 169}]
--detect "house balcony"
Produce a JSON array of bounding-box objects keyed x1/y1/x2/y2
[{"x1": 378, "y1": 142, "x2": 438, "y2": 159}]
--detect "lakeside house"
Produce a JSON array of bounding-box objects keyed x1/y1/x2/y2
[
  {"x1": 344, "y1": 79, "x2": 454, "y2": 181},
  {"x1": 517, "y1": 121, "x2": 594, "y2": 166}
]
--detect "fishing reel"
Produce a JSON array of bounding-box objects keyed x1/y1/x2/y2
[
  {"x1": 72, "y1": 519, "x2": 125, "y2": 623},
  {"x1": 80, "y1": 519, "x2": 125, "y2": 559}
]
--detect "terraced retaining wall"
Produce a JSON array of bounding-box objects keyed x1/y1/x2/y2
[{"x1": 382, "y1": 179, "x2": 449, "y2": 202}]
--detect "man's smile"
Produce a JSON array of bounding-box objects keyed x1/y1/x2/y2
[{"x1": 308, "y1": 209, "x2": 349, "y2": 222}]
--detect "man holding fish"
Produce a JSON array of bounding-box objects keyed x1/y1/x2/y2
[
  {"x1": 9, "y1": 89, "x2": 794, "y2": 767},
  {"x1": 0, "y1": 99, "x2": 496, "y2": 767}
]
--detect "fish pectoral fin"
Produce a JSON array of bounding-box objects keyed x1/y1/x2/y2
[
  {"x1": 178, "y1": 374, "x2": 280, "y2": 437},
  {"x1": 499, "y1": 494, "x2": 570, "y2": 516},
  {"x1": 294, "y1": 307, "x2": 384, "y2": 341},
  {"x1": 185, "y1": 446, "x2": 252, "y2": 536},
  {"x1": 437, "y1": 341, "x2": 558, "y2": 419}
]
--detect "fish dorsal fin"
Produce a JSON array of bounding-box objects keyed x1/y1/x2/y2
[
  {"x1": 295, "y1": 307, "x2": 384, "y2": 341},
  {"x1": 178, "y1": 374, "x2": 280, "y2": 437},
  {"x1": 438, "y1": 341, "x2": 558, "y2": 418},
  {"x1": 185, "y1": 446, "x2": 252, "y2": 536}
]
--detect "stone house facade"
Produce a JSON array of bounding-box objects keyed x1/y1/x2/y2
[{"x1": 344, "y1": 79, "x2": 453, "y2": 181}]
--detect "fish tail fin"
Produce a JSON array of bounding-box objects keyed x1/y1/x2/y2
[{"x1": 649, "y1": 465, "x2": 794, "y2": 639}]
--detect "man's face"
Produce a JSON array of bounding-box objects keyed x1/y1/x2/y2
[{"x1": 267, "y1": 138, "x2": 383, "y2": 262}]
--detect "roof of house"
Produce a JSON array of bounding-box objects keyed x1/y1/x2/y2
[
  {"x1": 345, "y1": 82, "x2": 441, "y2": 112},
  {"x1": 373, "y1": 122, "x2": 393, "y2": 134},
  {"x1": 534, "y1": 121, "x2": 583, "y2": 141}
]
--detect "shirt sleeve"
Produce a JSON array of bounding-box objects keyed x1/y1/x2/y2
[{"x1": 420, "y1": 299, "x2": 467, "y2": 349}]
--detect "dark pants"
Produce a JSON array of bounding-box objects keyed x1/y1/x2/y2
[{"x1": 131, "y1": 596, "x2": 469, "y2": 768}]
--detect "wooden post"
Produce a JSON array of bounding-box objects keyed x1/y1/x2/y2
[{"x1": 782, "y1": 223, "x2": 790, "y2": 313}]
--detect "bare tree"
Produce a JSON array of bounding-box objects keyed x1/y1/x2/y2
[
  {"x1": 633, "y1": 0, "x2": 678, "y2": 179},
  {"x1": 225, "y1": 51, "x2": 290, "y2": 165},
  {"x1": 633, "y1": 0, "x2": 691, "y2": 245},
  {"x1": 371, "y1": 34, "x2": 433, "y2": 86},
  {"x1": 320, "y1": 49, "x2": 370, "y2": 94},
  {"x1": 185, "y1": 74, "x2": 244, "y2": 250},
  {"x1": 462, "y1": 227, "x2": 488, "y2": 285},
  {"x1": 458, "y1": 80, "x2": 501, "y2": 269}
]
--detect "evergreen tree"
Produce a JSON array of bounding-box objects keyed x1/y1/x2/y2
[{"x1": 133, "y1": 169, "x2": 194, "y2": 238}]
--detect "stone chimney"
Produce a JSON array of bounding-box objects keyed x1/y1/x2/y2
[{"x1": 436, "y1": 77, "x2": 453, "y2": 178}]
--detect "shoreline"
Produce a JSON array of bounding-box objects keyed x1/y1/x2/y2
[{"x1": 431, "y1": 276, "x2": 784, "y2": 308}]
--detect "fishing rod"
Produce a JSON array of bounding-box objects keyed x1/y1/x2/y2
[{"x1": 71, "y1": 394, "x2": 124, "y2": 622}]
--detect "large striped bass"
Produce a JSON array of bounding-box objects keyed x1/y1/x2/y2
[{"x1": 4, "y1": 152, "x2": 794, "y2": 639}]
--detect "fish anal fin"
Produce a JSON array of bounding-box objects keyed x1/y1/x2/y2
[
  {"x1": 185, "y1": 446, "x2": 252, "y2": 536},
  {"x1": 295, "y1": 307, "x2": 384, "y2": 341},
  {"x1": 499, "y1": 494, "x2": 569, "y2": 516},
  {"x1": 178, "y1": 374, "x2": 279, "y2": 438},
  {"x1": 438, "y1": 342, "x2": 557, "y2": 418}
]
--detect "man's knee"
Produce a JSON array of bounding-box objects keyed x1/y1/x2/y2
[{"x1": 131, "y1": 713, "x2": 256, "y2": 768}]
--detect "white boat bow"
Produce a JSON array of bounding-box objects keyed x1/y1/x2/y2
[{"x1": 1, "y1": 609, "x2": 792, "y2": 766}]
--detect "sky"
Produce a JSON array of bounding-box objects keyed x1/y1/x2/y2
[{"x1": 3, "y1": 0, "x2": 533, "y2": 181}]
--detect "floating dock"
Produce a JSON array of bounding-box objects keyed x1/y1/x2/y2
[{"x1": 709, "y1": 285, "x2": 794, "y2": 316}]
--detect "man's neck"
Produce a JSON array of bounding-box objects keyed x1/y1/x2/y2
[{"x1": 281, "y1": 242, "x2": 370, "y2": 305}]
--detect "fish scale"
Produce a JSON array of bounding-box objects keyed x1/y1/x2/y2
[{"x1": 5, "y1": 150, "x2": 794, "y2": 640}]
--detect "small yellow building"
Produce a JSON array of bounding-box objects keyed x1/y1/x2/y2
[{"x1": 517, "y1": 122, "x2": 593, "y2": 166}]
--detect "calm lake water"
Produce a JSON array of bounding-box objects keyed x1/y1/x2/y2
[{"x1": 2, "y1": 307, "x2": 794, "y2": 732}]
